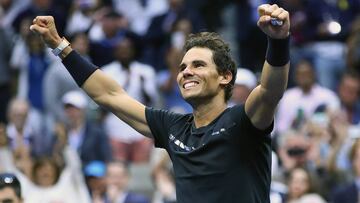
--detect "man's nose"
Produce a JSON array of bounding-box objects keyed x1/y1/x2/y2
[{"x1": 182, "y1": 66, "x2": 194, "y2": 76}]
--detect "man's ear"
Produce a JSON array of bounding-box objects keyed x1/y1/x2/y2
[{"x1": 219, "y1": 71, "x2": 233, "y2": 85}]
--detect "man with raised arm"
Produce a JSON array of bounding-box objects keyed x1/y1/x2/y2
[{"x1": 30, "y1": 4, "x2": 290, "y2": 203}]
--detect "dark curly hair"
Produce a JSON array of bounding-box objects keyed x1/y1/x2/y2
[{"x1": 184, "y1": 32, "x2": 237, "y2": 102}]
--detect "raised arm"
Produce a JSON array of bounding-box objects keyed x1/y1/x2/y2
[
  {"x1": 30, "y1": 16, "x2": 152, "y2": 138},
  {"x1": 245, "y1": 4, "x2": 290, "y2": 130}
]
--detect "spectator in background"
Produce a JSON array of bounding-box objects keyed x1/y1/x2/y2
[
  {"x1": 102, "y1": 37, "x2": 157, "y2": 163},
  {"x1": 6, "y1": 98, "x2": 45, "y2": 157},
  {"x1": 293, "y1": 0, "x2": 360, "y2": 90},
  {"x1": 151, "y1": 151, "x2": 176, "y2": 203},
  {"x1": 337, "y1": 71, "x2": 360, "y2": 125},
  {"x1": 285, "y1": 167, "x2": 326, "y2": 203},
  {"x1": 88, "y1": 9, "x2": 137, "y2": 66},
  {"x1": 105, "y1": 161, "x2": 150, "y2": 203},
  {"x1": 58, "y1": 90, "x2": 112, "y2": 166},
  {"x1": 229, "y1": 68, "x2": 257, "y2": 106},
  {"x1": 0, "y1": 0, "x2": 31, "y2": 31},
  {"x1": 275, "y1": 59, "x2": 340, "y2": 135},
  {"x1": 65, "y1": 0, "x2": 100, "y2": 36},
  {"x1": 0, "y1": 25, "x2": 14, "y2": 124},
  {"x1": 332, "y1": 139, "x2": 360, "y2": 203},
  {"x1": 112, "y1": 0, "x2": 168, "y2": 36},
  {"x1": 0, "y1": 138, "x2": 91, "y2": 202},
  {"x1": 11, "y1": 29, "x2": 54, "y2": 113},
  {"x1": 277, "y1": 130, "x2": 310, "y2": 177},
  {"x1": 0, "y1": 173, "x2": 23, "y2": 203},
  {"x1": 144, "y1": 0, "x2": 205, "y2": 71},
  {"x1": 84, "y1": 160, "x2": 108, "y2": 203},
  {"x1": 12, "y1": 0, "x2": 67, "y2": 35}
]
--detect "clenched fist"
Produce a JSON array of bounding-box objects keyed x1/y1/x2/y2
[
  {"x1": 257, "y1": 4, "x2": 290, "y2": 39},
  {"x1": 30, "y1": 16, "x2": 62, "y2": 49}
]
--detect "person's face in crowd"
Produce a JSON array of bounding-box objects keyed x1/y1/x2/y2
[
  {"x1": 282, "y1": 133, "x2": 309, "y2": 167},
  {"x1": 102, "y1": 16, "x2": 126, "y2": 38},
  {"x1": 0, "y1": 187, "x2": 22, "y2": 203},
  {"x1": 177, "y1": 47, "x2": 225, "y2": 104},
  {"x1": 295, "y1": 61, "x2": 315, "y2": 92},
  {"x1": 114, "y1": 39, "x2": 135, "y2": 66},
  {"x1": 87, "y1": 177, "x2": 106, "y2": 196},
  {"x1": 8, "y1": 101, "x2": 28, "y2": 131},
  {"x1": 106, "y1": 163, "x2": 129, "y2": 191},
  {"x1": 64, "y1": 104, "x2": 84, "y2": 126},
  {"x1": 338, "y1": 75, "x2": 360, "y2": 108},
  {"x1": 33, "y1": 160, "x2": 58, "y2": 187},
  {"x1": 71, "y1": 33, "x2": 89, "y2": 56},
  {"x1": 352, "y1": 145, "x2": 360, "y2": 177},
  {"x1": 288, "y1": 168, "x2": 310, "y2": 199},
  {"x1": 231, "y1": 85, "x2": 251, "y2": 105}
]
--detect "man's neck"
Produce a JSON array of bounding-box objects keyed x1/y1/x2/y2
[{"x1": 192, "y1": 100, "x2": 227, "y2": 128}]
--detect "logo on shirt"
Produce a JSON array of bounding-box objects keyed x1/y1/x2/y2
[
  {"x1": 169, "y1": 134, "x2": 195, "y2": 151},
  {"x1": 211, "y1": 128, "x2": 226, "y2": 136}
]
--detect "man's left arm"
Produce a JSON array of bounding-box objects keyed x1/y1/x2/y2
[{"x1": 245, "y1": 4, "x2": 290, "y2": 130}]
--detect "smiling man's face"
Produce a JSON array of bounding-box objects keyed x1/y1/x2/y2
[{"x1": 177, "y1": 47, "x2": 224, "y2": 104}]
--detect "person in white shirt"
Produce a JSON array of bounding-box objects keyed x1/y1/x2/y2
[
  {"x1": 0, "y1": 146, "x2": 91, "y2": 203},
  {"x1": 276, "y1": 59, "x2": 340, "y2": 134},
  {"x1": 102, "y1": 37, "x2": 159, "y2": 162}
]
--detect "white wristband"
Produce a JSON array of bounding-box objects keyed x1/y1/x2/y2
[{"x1": 52, "y1": 37, "x2": 70, "y2": 56}]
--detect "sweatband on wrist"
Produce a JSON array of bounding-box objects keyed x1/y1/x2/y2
[
  {"x1": 265, "y1": 36, "x2": 290, "y2": 67},
  {"x1": 62, "y1": 50, "x2": 98, "y2": 87}
]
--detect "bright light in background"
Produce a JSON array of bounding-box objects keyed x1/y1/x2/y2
[{"x1": 328, "y1": 21, "x2": 341, "y2": 35}]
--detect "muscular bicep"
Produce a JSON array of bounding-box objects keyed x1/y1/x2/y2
[{"x1": 82, "y1": 70, "x2": 153, "y2": 138}]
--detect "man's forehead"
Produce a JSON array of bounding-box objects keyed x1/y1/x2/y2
[{"x1": 181, "y1": 47, "x2": 214, "y2": 64}]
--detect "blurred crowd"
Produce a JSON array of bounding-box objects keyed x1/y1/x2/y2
[{"x1": 0, "y1": 0, "x2": 360, "y2": 202}]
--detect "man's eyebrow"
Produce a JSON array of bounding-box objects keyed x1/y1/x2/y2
[
  {"x1": 179, "y1": 63, "x2": 186, "y2": 70},
  {"x1": 192, "y1": 60, "x2": 207, "y2": 65},
  {"x1": 179, "y1": 60, "x2": 207, "y2": 69}
]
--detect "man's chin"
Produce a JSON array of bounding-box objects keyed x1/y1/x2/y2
[{"x1": 183, "y1": 94, "x2": 204, "y2": 106}]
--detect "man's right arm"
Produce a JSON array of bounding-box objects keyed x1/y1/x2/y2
[{"x1": 30, "y1": 16, "x2": 152, "y2": 138}]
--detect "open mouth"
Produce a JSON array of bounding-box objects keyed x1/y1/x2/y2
[{"x1": 183, "y1": 81, "x2": 199, "y2": 89}]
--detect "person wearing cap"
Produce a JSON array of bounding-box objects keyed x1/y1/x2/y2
[
  {"x1": 83, "y1": 161, "x2": 107, "y2": 202},
  {"x1": 0, "y1": 173, "x2": 23, "y2": 203},
  {"x1": 57, "y1": 90, "x2": 112, "y2": 166},
  {"x1": 229, "y1": 68, "x2": 257, "y2": 105}
]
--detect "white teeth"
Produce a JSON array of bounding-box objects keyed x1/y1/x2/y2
[{"x1": 184, "y1": 82, "x2": 197, "y2": 89}]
